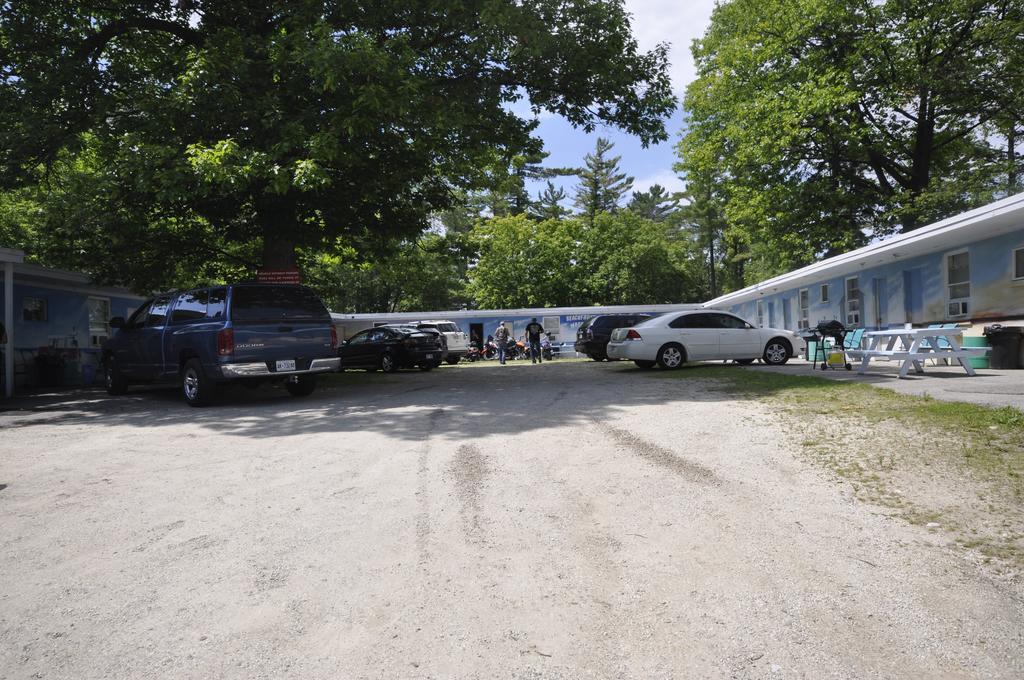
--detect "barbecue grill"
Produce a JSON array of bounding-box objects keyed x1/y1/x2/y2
[{"x1": 799, "y1": 319, "x2": 853, "y2": 371}]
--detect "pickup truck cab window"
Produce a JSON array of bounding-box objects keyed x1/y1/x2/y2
[
  {"x1": 126, "y1": 301, "x2": 153, "y2": 330},
  {"x1": 146, "y1": 296, "x2": 172, "y2": 327},
  {"x1": 231, "y1": 286, "x2": 330, "y2": 323},
  {"x1": 207, "y1": 288, "x2": 226, "y2": 319},
  {"x1": 171, "y1": 290, "x2": 209, "y2": 325}
]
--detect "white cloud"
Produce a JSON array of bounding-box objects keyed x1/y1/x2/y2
[
  {"x1": 624, "y1": 0, "x2": 718, "y2": 96},
  {"x1": 633, "y1": 170, "x2": 687, "y2": 195}
]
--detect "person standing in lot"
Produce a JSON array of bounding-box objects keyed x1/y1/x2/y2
[
  {"x1": 494, "y1": 322, "x2": 510, "y2": 365},
  {"x1": 525, "y1": 317, "x2": 545, "y2": 364}
]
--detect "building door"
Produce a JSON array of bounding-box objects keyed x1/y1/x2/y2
[
  {"x1": 872, "y1": 277, "x2": 888, "y2": 329},
  {"x1": 469, "y1": 323, "x2": 483, "y2": 349},
  {"x1": 782, "y1": 297, "x2": 793, "y2": 329},
  {"x1": 902, "y1": 269, "x2": 923, "y2": 324}
]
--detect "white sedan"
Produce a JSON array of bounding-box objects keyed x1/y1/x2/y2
[{"x1": 606, "y1": 310, "x2": 805, "y2": 369}]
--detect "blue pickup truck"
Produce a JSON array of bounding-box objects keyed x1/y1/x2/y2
[{"x1": 102, "y1": 284, "x2": 340, "y2": 406}]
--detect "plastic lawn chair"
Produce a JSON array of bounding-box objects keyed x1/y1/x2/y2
[{"x1": 843, "y1": 328, "x2": 864, "y2": 350}]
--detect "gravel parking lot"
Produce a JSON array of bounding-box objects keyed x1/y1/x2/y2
[{"x1": 1, "y1": 361, "x2": 1022, "y2": 679}]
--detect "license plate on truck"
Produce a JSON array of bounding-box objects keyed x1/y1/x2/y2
[
  {"x1": 276, "y1": 359, "x2": 296, "y2": 372},
  {"x1": 425, "y1": 354, "x2": 433, "y2": 359}
]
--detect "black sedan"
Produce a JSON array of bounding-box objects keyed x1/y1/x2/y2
[{"x1": 339, "y1": 326, "x2": 444, "y2": 372}]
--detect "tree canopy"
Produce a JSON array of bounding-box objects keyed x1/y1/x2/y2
[
  {"x1": 678, "y1": 0, "x2": 1024, "y2": 279},
  {"x1": 0, "y1": 0, "x2": 675, "y2": 290},
  {"x1": 467, "y1": 212, "x2": 699, "y2": 308}
]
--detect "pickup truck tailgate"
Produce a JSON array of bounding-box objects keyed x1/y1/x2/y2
[{"x1": 228, "y1": 286, "x2": 335, "y2": 369}]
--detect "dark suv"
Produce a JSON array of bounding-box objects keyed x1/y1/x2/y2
[
  {"x1": 102, "y1": 284, "x2": 340, "y2": 406},
  {"x1": 575, "y1": 313, "x2": 653, "y2": 361}
]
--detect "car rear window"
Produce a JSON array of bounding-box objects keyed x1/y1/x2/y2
[
  {"x1": 593, "y1": 315, "x2": 634, "y2": 329},
  {"x1": 230, "y1": 286, "x2": 331, "y2": 323}
]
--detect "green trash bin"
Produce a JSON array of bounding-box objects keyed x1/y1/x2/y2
[{"x1": 962, "y1": 335, "x2": 989, "y2": 369}]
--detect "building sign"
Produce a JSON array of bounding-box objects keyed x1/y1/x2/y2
[{"x1": 256, "y1": 269, "x2": 301, "y2": 284}]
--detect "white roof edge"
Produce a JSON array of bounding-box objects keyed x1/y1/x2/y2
[
  {"x1": 0, "y1": 247, "x2": 26, "y2": 264},
  {"x1": 13, "y1": 261, "x2": 144, "y2": 298},
  {"x1": 703, "y1": 191, "x2": 1024, "y2": 308}
]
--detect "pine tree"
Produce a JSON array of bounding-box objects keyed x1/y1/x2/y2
[
  {"x1": 573, "y1": 138, "x2": 634, "y2": 224},
  {"x1": 627, "y1": 184, "x2": 679, "y2": 222},
  {"x1": 530, "y1": 181, "x2": 570, "y2": 220}
]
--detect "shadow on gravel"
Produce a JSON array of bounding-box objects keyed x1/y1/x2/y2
[{"x1": 0, "y1": 361, "x2": 770, "y2": 441}]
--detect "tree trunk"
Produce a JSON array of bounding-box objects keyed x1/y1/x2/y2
[
  {"x1": 257, "y1": 197, "x2": 298, "y2": 270},
  {"x1": 1009, "y1": 126, "x2": 1018, "y2": 193},
  {"x1": 905, "y1": 91, "x2": 935, "y2": 231},
  {"x1": 708, "y1": 230, "x2": 717, "y2": 299}
]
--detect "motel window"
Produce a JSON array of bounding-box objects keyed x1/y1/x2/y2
[
  {"x1": 946, "y1": 250, "x2": 970, "y2": 317},
  {"x1": 820, "y1": 284, "x2": 830, "y2": 303},
  {"x1": 22, "y1": 297, "x2": 47, "y2": 322},
  {"x1": 87, "y1": 297, "x2": 111, "y2": 348},
  {"x1": 542, "y1": 316, "x2": 560, "y2": 341},
  {"x1": 798, "y1": 289, "x2": 809, "y2": 329},
  {"x1": 756, "y1": 299, "x2": 765, "y2": 327},
  {"x1": 1014, "y1": 247, "x2": 1024, "y2": 281},
  {"x1": 845, "y1": 277, "x2": 860, "y2": 326}
]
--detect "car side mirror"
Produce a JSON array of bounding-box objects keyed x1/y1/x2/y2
[{"x1": 109, "y1": 316, "x2": 126, "y2": 329}]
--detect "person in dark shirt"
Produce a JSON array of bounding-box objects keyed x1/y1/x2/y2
[
  {"x1": 525, "y1": 317, "x2": 545, "y2": 364},
  {"x1": 493, "y1": 322, "x2": 510, "y2": 365}
]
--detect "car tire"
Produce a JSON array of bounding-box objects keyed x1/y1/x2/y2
[
  {"x1": 285, "y1": 374, "x2": 317, "y2": 397},
  {"x1": 656, "y1": 343, "x2": 686, "y2": 370},
  {"x1": 634, "y1": 360, "x2": 656, "y2": 369},
  {"x1": 736, "y1": 358, "x2": 756, "y2": 366},
  {"x1": 763, "y1": 338, "x2": 792, "y2": 365},
  {"x1": 105, "y1": 357, "x2": 129, "y2": 396},
  {"x1": 446, "y1": 356, "x2": 460, "y2": 365},
  {"x1": 380, "y1": 351, "x2": 398, "y2": 373},
  {"x1": 182, "y1": 358, "x2": 217, "y2": 407}
]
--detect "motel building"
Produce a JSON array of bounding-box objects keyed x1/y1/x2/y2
[
  {"x1": 701, "y1": 192, "x2": 1024, "y2": 360},
  {"x1": 0, "y1": 248, "x2": 145, "y2": 398}
]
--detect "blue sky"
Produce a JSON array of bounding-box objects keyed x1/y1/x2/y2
[{"x1": 522, "y1": 0, "x2": 719, "y2": 204}]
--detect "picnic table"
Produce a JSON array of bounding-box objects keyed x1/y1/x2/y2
[{"x1": 846, "y1": 327, "x2": 987, "y2": 379}]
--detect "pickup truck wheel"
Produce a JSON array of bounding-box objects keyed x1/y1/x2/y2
[
  {"x1": 446, "y1": 356, "x2": 460, "y2": 365},
  {"x1": 182, "y1": 359, "x2": 217, "y2": 407},
  {"x1": 380, "y1": 351, "x2": 398, "y2": 373},
  {"x1": 285, "y1": 374, "x2": 317, "y2": 397},
  {"x1": 105, "y1": 357, "x2": 129, "y2": 395}
]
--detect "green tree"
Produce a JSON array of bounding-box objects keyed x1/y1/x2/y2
[
  {"x1": 573, "y1": 137, "x2": 634, "y2": 223},
  {"x1": 468, "y1": 211, "x2": 700, "y2": 307},
  {"x1": 679, "y1": 0, "x2": 1024, "y2": 275},
  {"x1": 306, "y1": 232, "x2": 471, "y2": 313},
  {"x1": 575, "y1": 212, "x2": 695, "y2": 304},
  {"x1": 467, "y1": 215, "x2": 579, "y2": 308},
  {"x1": 529, "y1": 181, "x2": 571, "y2": 221},
  {"x1": 627, "y1": 183, "x2": 679, "y2": 222},
  {"x1": 1, "y1": 1, "x2": 675, "y2": 288}
]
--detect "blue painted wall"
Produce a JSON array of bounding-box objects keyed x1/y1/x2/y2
[
  {"x1": 725, "y1": 228, "x2": 1024, "y2": 331},
  {"x1": 0, "y1": 280, "x2": 144, "y2": 388}
]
